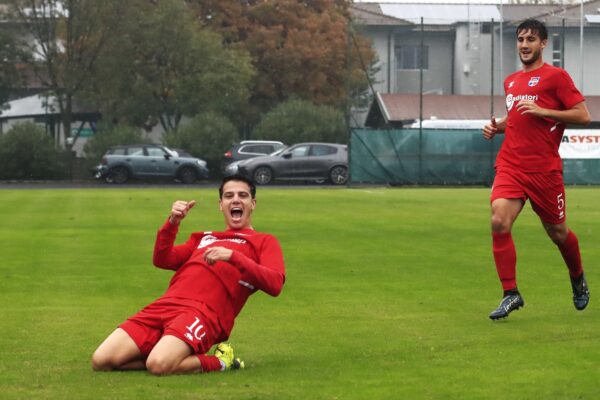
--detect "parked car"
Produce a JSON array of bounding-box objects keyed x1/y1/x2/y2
[
  {"x1": 171, "y1": 148, "x2": 194, "y2": 158},
  {"x1": 221, "y1": 140, "x2": 286, "y2": 172},
  {"x1": 93, "y1": 144, "x2": 209, "y2": 184},
  {"x1": 235, "y1": 142, "x2": 348, "y2": 185}
]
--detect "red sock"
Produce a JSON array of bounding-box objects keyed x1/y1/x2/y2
[
  {"x1": 558, "y1": 230, "x2": 583, "y2": 279},
  {"x1": 197, "y1": 355, "x2": 222, "y2": 373},
  {"x1": 492, "y1": 232, "x2": 517, "y2": 292}
]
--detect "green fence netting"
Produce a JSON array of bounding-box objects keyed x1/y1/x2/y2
[{"x1": 350, "y1": 128, "x2": 600, "y2": 185}]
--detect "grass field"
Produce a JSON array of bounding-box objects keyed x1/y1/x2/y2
[{"x1": 0, "y1": 186, "x2": 598, "y2": 399}]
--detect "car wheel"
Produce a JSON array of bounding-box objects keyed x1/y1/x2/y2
[
  {"x1": 108, "y1": 166, "x2": 129, "y2": 184},
  {"x1": 253, "y1": 166, "x2": 273, "y2": 185},
  {"x1": 329, "y1": 165, "x2": 348, "y2": 185},
  {"x1": 178, "y1": 166, "x2": 197, "y2": 184}
]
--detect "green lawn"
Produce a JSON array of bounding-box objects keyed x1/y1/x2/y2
[{"x1": 0, "y1": 186, "x2": 598, "y2": 399}]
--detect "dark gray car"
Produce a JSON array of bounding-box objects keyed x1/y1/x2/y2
[
  {"x1": 93, "y1": 144, "x2": 209, "y2": 184},
  {"x1": 236, "y1": 142, "x2": 348, "y2": 185}
]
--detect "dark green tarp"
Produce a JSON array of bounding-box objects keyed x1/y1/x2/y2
[{"x1": 350, "y1": 129, "x2": 600, "y2": 185}]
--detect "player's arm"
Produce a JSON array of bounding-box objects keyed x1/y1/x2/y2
[
  {"x1": 482, "y1": 116, "x2": 506, "y2": 140},
  {"x1": 152, "y1": 200, "x2": 196, "y2": 270},
  {"x1": 203, "y1": 238, "x2": 286, "y2": 296},
  {"x1": 516, "y1": 100, "x2": 591, "y2": 126}
]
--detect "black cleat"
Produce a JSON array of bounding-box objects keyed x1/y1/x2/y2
[
  {"x1": 571, "y1": 273, "x2": 590, "y2": 311},
  {"x1": 489, "y1": 293, "x2": 524, "y2": 320}
]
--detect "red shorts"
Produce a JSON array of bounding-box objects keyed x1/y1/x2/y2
[
  {"x1": 119, "y1": 298, "x2": 220, "y2": 356},
  {"x1": 491, "y1": 168, "x2": 566, "y2": 225}
]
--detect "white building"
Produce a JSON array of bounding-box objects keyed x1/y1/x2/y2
[{"x1": 351, "y1": 1, "x2": 600, "y2": 99}]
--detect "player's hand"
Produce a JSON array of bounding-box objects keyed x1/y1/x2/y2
[
  {"x1": 169, "y1": 200, "x2": 196, "y2": 225},
  {"x1": 516, "y1": 99, "x2": 547, "y2": 118},
  {"x1": 482, "y1": 117, "x2": 498, "y2": 140},
  {"x1": 203, "y1": 247, "x2": 233, "y2": 266}
]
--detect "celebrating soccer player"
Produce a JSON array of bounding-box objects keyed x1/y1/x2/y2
[
  {"x1": 92, "y1": 175, "x2": 285, "y2": 374},
  {"x1": 482, "y1": 19, "x2": 591, "y2": 320}
]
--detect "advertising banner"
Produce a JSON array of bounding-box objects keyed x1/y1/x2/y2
[{"x1": 560, "y1": 130, "x2": 600, "y2": 159}]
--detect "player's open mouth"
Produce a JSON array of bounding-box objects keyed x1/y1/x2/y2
[{"x1": 231, "y1": 207, "x2": 243, "y2": 220}]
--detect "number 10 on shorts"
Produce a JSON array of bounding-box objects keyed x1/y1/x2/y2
[
  {"x1": 557, "y1": 193, "x2": 565, "y2": 219},
  {"x1": 186, "y1": 317, "x2": 207, "y2": 341}
]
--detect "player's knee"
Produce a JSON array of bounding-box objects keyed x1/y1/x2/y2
[
  {"x1": 146, "y1": 356, "x2": 175, "y2": 376},
  {"x1": 490, "y1": 214, "x2": 511, "y2": 233},
  {"x1": 91, "y1": 350, "x2": 114, "y2": 371},
  {"x1": 546, "y1": 226, "x2": 567, "y2": 245}
]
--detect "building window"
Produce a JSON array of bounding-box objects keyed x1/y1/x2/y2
[
  {"x1": 552, "y1": 34, "x2": 562, "y2": 67},
  {"x1": 396, "y1": 45, "x2": 429, "y2": 70},
  {"x1": 480, "y1": 23, "x2": 492, "y2": 34}
]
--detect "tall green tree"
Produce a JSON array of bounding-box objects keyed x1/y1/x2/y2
[
  {"x1": 8, "y1": 0, "x2": 123, "y2": 148},
  {"x1": 189, "y1": 0, "x2": 376, "y2": 121},
  {"x1": 0, "y1": 30, "x2": 21, "y2": 108},
  {"x1": 84, "y1": 0, "x2": 255, "y2": 133}
]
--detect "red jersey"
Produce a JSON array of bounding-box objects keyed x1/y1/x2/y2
[
  {"x1": 496, "y1": 63, "x2": 585, "y2": 172},
  {"x1": 152, "y1": 220, "x2": 285, "y2": 341}
]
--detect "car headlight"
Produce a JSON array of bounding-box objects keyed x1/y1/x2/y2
[
  {"x1": 226, "y1": 163, "x2": 239, "y2": 172},
  {"x1": 196, "y1": 160, "x2": 207, "y2": 168}
]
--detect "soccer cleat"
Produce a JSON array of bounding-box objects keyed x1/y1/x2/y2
[
  {"x1": 489, "y1": 293, "x2": 524, "y2": 320},
  {"x1": 214, "y1": 343, "x2": 245, "y2": 371},
  {"x1": 571, "y1": 273, "x2": 590, "y2": 311}
]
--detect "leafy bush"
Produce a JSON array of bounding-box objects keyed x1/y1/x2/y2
[
  {"x1": 0, "y1": 122, "x2": 69, "y2": 180},
  {"x1": 163, "y1": 112, "x2": 239, "y2": 177},
  {"x1": 252, "y1": 99, "x2": 347, "y2": 144},
  {"x1": 83, "y1": 124, "x2": 152, "y2": 167}
]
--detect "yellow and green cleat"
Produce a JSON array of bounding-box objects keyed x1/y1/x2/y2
[{"x1": 214, "y1": 343, "x2": 245, "y2": 371}]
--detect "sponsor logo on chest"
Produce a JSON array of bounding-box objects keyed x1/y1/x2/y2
[
  {"x1": 506, "y1": 93, "x2": 539, "y2": 112},
  {"x1": 198, "y1": 234, "x2": 247, "y2": 249}
]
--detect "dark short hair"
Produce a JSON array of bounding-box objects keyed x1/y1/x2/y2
[
  {"x1": 516, "y1": 19, "x2": 548, "y2": 41},
  {"x1": 219, "y1": 175, "x2": 256, "y2": 199}
]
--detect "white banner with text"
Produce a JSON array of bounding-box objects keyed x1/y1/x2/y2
[{"x1": 559, "y1": 130, "x2": 600, "y2": 159}]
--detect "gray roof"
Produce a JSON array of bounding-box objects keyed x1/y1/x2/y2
[
  {"x1": 0, "y1": 93, "x2": 97, "y2": 120},
  {"x1": 379, "y1": 3, "x2": 501, "y2": 25},
  {"x1": 351, "y1": 1, "x2": 600, "y2": 27},
  {"x1": 0, "y1": 94, "x2": 60, "y2": 119},
  {"x1": 350, "y1": 3, "x2": 412, "y2": 26},
  {"x1": 523, "y1": 0, "x2": 600, "y2": 27}
]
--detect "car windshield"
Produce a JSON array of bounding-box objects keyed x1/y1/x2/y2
[{"x1": 164, "y1": 147, "x2": 178, "y2": 157}]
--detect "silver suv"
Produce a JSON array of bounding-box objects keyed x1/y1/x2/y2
[
  {"x1": 93, "y1": 144, "x2": 209, "y2": 184},
  {"x1": 222, "y1": 140, "x2": 285, "y2": 173}
]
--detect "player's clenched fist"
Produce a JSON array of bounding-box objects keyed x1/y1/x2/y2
[
  {"x1": 203, "y1": 246, "x2": 233, "y2": 265},
  {"x1": 482, "y1": 117, "x2": 498, "y2": 140},
  {"x1": 169, "y1": 200, "x2": 196, "y2": 225}
]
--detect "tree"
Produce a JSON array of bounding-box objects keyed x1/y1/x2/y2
[
  {"x1": 83, "y1": 0, "x2": 255, "y2": 133},
  {"x1": 0, "y1": 30, "x2": 21, "y2": 108},
  {"x1": 8, "y1": 0, "x2": 123, "y2": 148},
  {"x1": 252, "y1": 99, "x2": 346, "y2": 144},
  {"x1": 163, "y1": 112, "x2": 239, "y2": 176},
  {"x1": 189, "y1": 0, "x2": 376, "y2": 122}
]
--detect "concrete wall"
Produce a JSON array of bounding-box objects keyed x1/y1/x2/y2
[
  {"x1": 359, "y1": 22, "x2": 600, "y2": 99},
  {"x1": 393, "y1": 29, "x2": 454, "y2": 95}
]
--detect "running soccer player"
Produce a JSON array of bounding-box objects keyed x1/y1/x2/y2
[
  {"x1": 482, "y1": 19, "x2": 591, "y2": 320},
  {"x1": 92, "y1": 175, "x2": 285, "y2": 374}
]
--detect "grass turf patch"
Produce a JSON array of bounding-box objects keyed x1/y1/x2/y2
[{"x1": 0, "y1": 187, "x2": 598, "y2": 399}]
